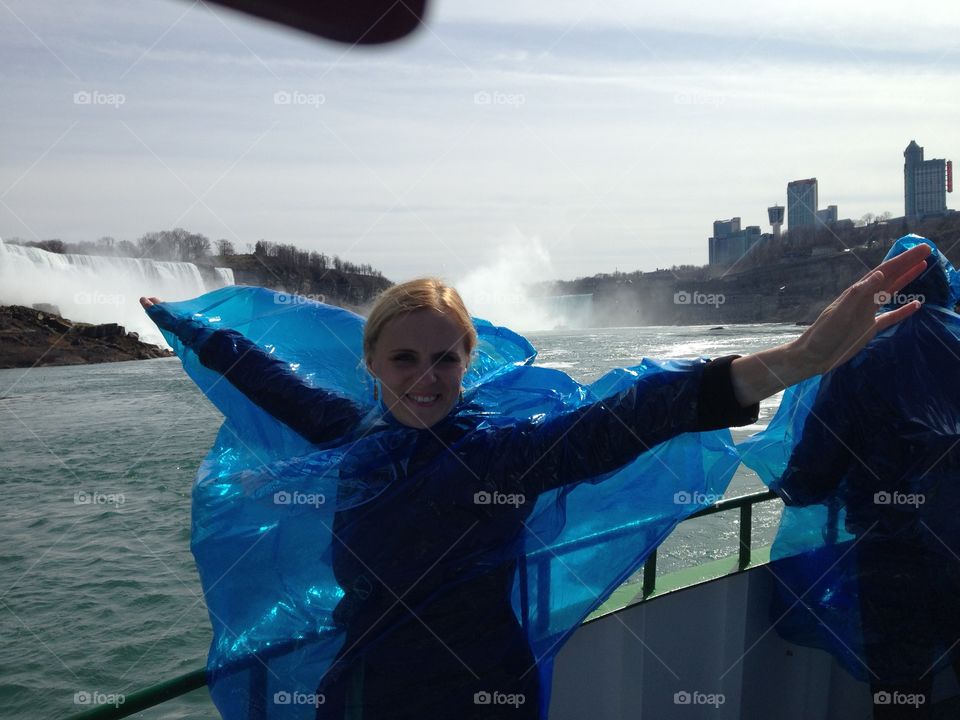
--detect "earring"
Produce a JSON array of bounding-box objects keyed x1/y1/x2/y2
[
  {"x1": 373, "y1": 382, "x2": 379, "y2": 401},
  {"x1": 459, "y1": 388, "x2": 464, "y2": 403}
]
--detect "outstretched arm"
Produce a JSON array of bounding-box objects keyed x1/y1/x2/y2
[
  {"x1": 491, "y1": 355, "x2": 758, "y2": 496},
  {"x1": 489, "y1": 247, "x2": 931, "y2": 497},
  {"x1": 141, "y1": 296, "x2": 362, "y2": 445}
]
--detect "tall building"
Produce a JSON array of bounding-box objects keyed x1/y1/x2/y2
[
  {"x1": 768, "y1": 205, "x2": 784, "y2": 239},
  {"x1": 787, "y1": 179, "x2": 818, "y2": 229},
  {"x1": 904, "y1": 140, "x2": 951, "y2": 218},
  {"x1": 709, "y1": 217, "x2": 762, "y2": 267}
]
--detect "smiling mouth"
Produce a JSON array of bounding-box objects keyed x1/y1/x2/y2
[{"x1": 405, "y1": 393, "x2": 440, "y2": 408}]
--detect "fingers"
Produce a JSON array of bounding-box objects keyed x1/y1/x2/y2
[
  {"x1": 867, "y1": 244, "x2": 931, "y2": 284},
  {"x1": 138, "y1": 296, "x2": 162, "y2": 308},
  {"x1": 875, "y1": 300, "x2": 921, "y2": 333},
  {"x1": 885, "y1": 260, "x2": 927, "y2": 295}
]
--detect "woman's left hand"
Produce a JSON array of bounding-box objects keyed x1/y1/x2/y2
[{"x1": 730, "y1": 243, "x2": 931, "y2": 406}]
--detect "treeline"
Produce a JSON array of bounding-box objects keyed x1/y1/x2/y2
[
  {"x1": 8, "y1": 228, "x2": 384, "y2": 278},
  {"x1": 12, "y1": 229, "x2": 210, "y2": 262},
  {"x1": 252, "y1": 240, "x2": 382, "y2": 278}
]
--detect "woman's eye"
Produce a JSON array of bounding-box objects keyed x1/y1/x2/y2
[
  {"x1": 392, "y1": 354, "x2": 414, "y2": 363},
  {"x1": 441, "y1": 355, "x2": 460, "y2": 363}
]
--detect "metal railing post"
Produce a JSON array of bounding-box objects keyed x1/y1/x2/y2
[
  {"x1": 738, "y1": 503, "x2": 752, "y2": 570},
  {"x1": 642, "y1": 549, "x2": 657, "y2": 597}
]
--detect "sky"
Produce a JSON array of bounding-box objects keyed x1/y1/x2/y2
[{"x1": 1, "y1": 0, "x2": 959, "y2": 284}]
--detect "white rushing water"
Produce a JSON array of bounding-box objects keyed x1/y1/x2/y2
[{"x1": 0, "y1": 238, "x2": 234, "y2": 345}]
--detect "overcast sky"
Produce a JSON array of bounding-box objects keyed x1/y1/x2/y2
[{"x1": 2, "y1": 0, "x2": 958, "y2": 283}]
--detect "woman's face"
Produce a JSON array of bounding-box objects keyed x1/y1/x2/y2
[{"x1": 367, "y1": 309, "x2": 470, "y2": 429}]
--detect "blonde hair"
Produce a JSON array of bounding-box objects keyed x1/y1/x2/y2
[{"x1": 364, "y1": 278, "x2": 477, "y2": 365}]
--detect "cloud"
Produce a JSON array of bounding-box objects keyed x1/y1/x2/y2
[{"x1": 1, "y1": 0, "x2": 957, "y2": 283}]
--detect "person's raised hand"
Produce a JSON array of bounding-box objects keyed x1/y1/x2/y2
[
  {"x1": 796, "y1": 243, "x2": 931, "y2": 374},
  {"x1": 139, "y1": 296, "x2": 161, "y2": 309}
]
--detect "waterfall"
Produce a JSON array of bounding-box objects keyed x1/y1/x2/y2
[
  {"x1": 0, "y1": 238, "x2": 235, "y2": 347},
  {"x1": 540, "y1": 293, "x2": 594, "y2": 329},
  {"x1": 214, "y1": 267, "x2": 235, "y2": 286}
]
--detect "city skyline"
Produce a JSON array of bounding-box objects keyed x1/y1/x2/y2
[{"x1": 1, "y1": 0, "x2": 958, "y2": 283}]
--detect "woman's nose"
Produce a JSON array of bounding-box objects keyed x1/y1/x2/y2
[{"x1": 420, "y1": 362, "x2": 439, "y2": 383}]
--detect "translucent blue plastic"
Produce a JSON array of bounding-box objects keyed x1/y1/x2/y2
[
  {"x1": 738, "y1": 235, "x2": 960, "y2": 685},
  {"x1": 151, "y1": 286, "x2": 743, "y2": 719}
]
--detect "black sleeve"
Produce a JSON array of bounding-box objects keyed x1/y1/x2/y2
[
  {"x1": 696, "y1": 354, "x2": 760, "y2": 430},
  {"x1": 147, "y1": 303, "x2": 362, "y2": 445},
  {"x1": 196, "y1": 330, "x2": 364, "y2": 445}
]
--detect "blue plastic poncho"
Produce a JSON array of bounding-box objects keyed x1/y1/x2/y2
[
  {"x1": 738, "y1": 235, "x2": 960, "y2": 686},
  {"x1": 148, "y1": 285, "x2": 751, "y2": 720}
]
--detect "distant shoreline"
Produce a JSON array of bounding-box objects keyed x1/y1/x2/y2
[{"x1": 0, "y1": 305, "x2": 173, "y2": 369}]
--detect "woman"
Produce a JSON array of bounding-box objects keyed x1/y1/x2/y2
[{"x1": 140, "y1": 243, "x2": 929, "y2": 720}]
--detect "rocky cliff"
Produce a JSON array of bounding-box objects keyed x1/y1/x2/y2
[{"x1": 0, "y1": 305, "x2": 173, "y2": 369}]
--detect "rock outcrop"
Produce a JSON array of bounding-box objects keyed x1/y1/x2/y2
[{"x1": 0, "y1": 305, "x2": 173, "y2": 369}]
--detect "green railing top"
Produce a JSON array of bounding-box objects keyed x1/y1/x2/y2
[{"x1": 62, "y1": 488, "x2": 782, "y2": 720}]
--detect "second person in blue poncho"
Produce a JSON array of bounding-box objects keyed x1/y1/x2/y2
[
  {"x1": 764, "y1": 237, "x2": 960, "y2": 720},
  {"x1": 142, "y1": 243, "x2": 929, "y2": 720}
]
